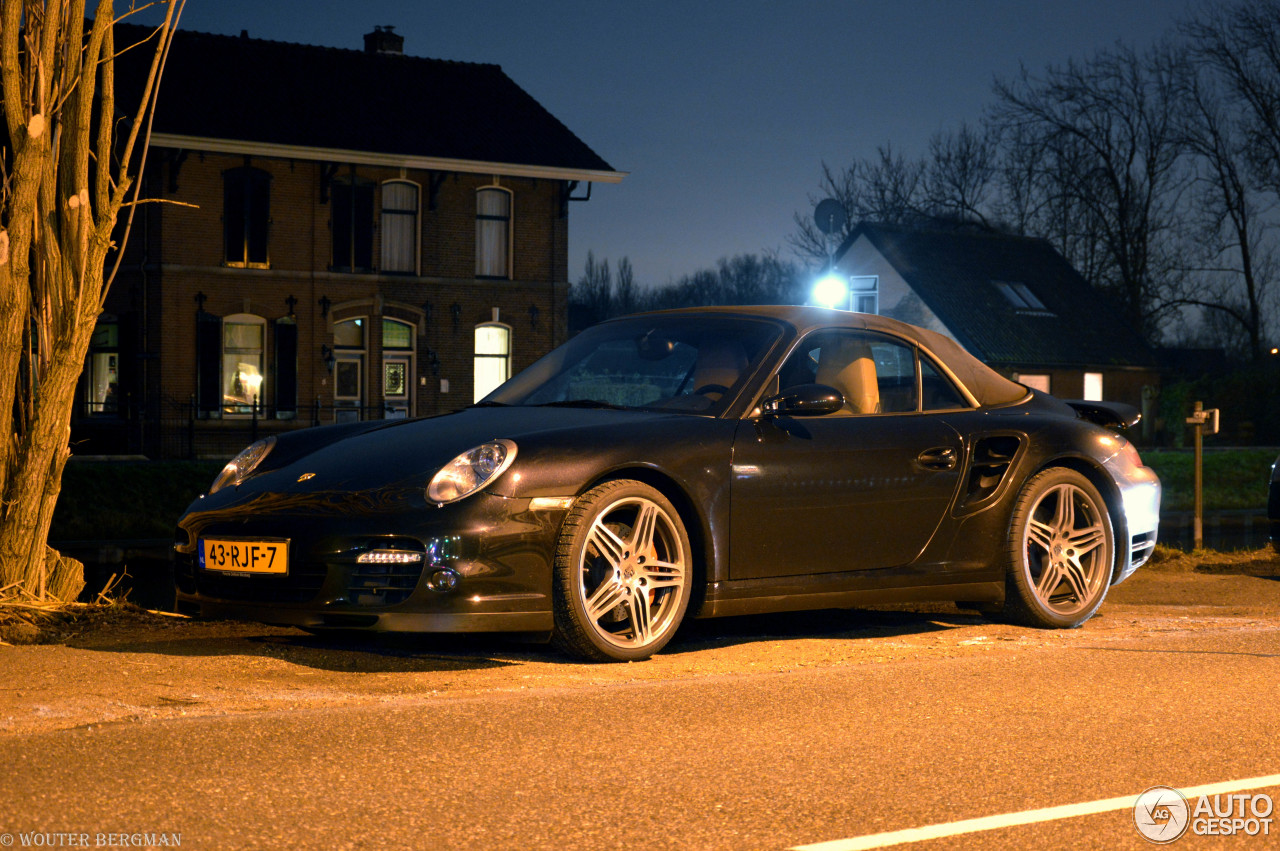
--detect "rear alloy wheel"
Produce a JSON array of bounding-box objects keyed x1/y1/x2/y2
[
  {"x1": 1003, "y1": 468, "x2": 1114, "y2": 628},
  {"x1": 552, "y1": 480, "x2": 691, "y2": 662}
]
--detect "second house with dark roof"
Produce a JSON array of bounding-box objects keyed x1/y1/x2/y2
[
  {"x1": 829, "y1": 223, "x2": 1159, "y2": 416},
  {"x1": 80, "y1": 24, "x2": 624, "y2": 458}
]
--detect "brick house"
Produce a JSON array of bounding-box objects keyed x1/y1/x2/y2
[
  {"x1": 829, "y1": 223, "x2": 1159, "y2": 415},
  {"x1": 78, "y1": 25, "x2": 623, "y2": 458}
]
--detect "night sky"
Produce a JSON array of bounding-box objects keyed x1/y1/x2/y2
[{"x1": 134, "y1": 0, "x2": 1193, "y2": 286}]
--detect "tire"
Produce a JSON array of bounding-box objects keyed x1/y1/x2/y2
[
  {"x1": 552, "y1": 480, "x2": 692, "y2": 662},
  {"x1": 1002, "y1": 467, "x2": 1115, "y2": 628}
]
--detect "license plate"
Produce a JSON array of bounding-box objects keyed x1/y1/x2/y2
[{"x1": 200, "y1": 538, "x2": 289, "y2": 575}]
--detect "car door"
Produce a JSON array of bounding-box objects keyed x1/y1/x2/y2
[{"x1": 728, "y1": 329, "x2": 965, "y2": 579}]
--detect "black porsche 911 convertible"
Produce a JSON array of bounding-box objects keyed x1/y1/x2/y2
[{"x1": 174, "y1": 306, "x2": 1161, "y2": 661}]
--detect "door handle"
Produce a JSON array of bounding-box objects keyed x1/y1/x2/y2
[{"x1": 917, "y1": 446, "x2": 957, "y2": 471}]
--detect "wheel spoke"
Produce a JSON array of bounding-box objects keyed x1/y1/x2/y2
[
  {"x1": 584, "y1": 579, "x2": 625, "y2": 623},
  {"x1": 638, "y1": 560, "x2": 684, "y2": 589},
  {"x1": 627, "y1": 589, "x2": 654, "y2": 645},
  {"x1": 586, "y1": 520, "x2": 627, "y2": 569},
  {"x1": 1059, "y1": 558, "x2": 1090, "y2": 602},
  {"x1": 1027, "y1": 518, "x2": 1055, "y2": 553},
  {"x1": 1051, "y1": 485, "x2": 1074, "y2": 534},
  {"x1": 1035, "y1": 559, "x2": 1062, "y2": 598},
  {"x1": 630, "y1": 502, "x2": 659, "y2": 556},
  {"x1": 1065, "y1": 523, "x2": 1106, "y2": 557}
]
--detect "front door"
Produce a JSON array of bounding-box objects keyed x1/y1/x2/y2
[
  {"x1": 334, "y1": 353, "x2": 364, "y2": 423},
  {"x1": 383, "y1": 354, "x2": 412, "y2": 418}
]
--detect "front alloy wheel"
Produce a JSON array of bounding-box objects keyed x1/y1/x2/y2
[
  {"x1": 552, "y1": 480, "x2": 691, "y2": 662},
  {"x1": 1004, "y1": 468, "x2": 1115, "y2": 628}
]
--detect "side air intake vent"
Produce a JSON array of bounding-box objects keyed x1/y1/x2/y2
[{"x1": 958, "y1": 435, "x2": 1023, "y2": 511}]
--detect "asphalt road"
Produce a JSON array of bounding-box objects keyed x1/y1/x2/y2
[{"x1": 2, "y1": 552, "x2": 1280, "y2": 850}]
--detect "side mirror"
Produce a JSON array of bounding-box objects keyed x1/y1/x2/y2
[{"x1": 761, "y1": 383, "x2": 844, "y2": 417}]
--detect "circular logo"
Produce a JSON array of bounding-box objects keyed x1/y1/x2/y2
[{"x1": 1134, "y1": 785, "x2": 1190, "y2": 843}]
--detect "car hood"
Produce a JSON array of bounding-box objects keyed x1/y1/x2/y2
[{"x1": 213, "y1": 407, "x2": 708, "y2": 502}]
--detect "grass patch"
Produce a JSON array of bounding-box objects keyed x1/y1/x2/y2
[
  {"x1": 1140, "y1": 448, "x2": 1274, "y2": 512},
  {"x1": 51, "y1": 460, "x2": 223, "y2": 541}
]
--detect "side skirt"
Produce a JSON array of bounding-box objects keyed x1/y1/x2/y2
[{"x1": 696, "y1": 576, "x2": 1004, "y2": 619}]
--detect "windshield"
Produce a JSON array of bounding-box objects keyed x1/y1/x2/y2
[{"x1": 482, "y1": 315, "x2": 784, "y2": 415}]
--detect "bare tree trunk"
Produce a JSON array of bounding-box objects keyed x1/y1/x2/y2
[{"x1": 0, "y1": 0, "x2": 181, "y2": 601}]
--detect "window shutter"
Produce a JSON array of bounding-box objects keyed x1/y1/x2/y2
[
  {"x1": 196, "y1": 311, "x2": 222, "y2": 418},
  {"x1": 275, "y1": 318, "x2": 298, "y2": 417},
  {"x1": 354, "y1": 183, "x2": 374, "y2": 270},
  {"x1": 247, "y1": 171, "x2": 270, "y2": 265}
]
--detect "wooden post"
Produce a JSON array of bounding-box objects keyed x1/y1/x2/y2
[{"x1": 1193, "y1": 401, "x2": 1204, "y2": 550}]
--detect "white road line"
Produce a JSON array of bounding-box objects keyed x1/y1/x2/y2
[{"x1": 790, "y1": 773, "x2": 1280, "y2": 851}]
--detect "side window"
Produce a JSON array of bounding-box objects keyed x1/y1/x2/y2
[
  {"x1": 868, "y1": 340, "x2": 917, "y2": 413},
  {"x1": 474, "y1": 323, "x2": 512, "y2": 402},
  {"x1": 920, "y1": 356, "x2": 967, "y2": 410},
  {"x1": 778, "y1": 330, "x2": 920, "y2": 415},
  {"x1": 331, "y1": 171, "x2": 375, "y2": 272},
  {"x1": 86, "y1": 320, "x2": 119, "y2": 416},
  {"x1": 476, "y1": 187, "x2": 512, "y2": 278},
  {"x1": 380, "y1": 180, "x2": 420, "y2": 274},
  {"x1": 851, "y1": 275, "x2": 878, "y2": 314},
  {"x1": 224, "y1": 167, "x2": 270, "y2": 267}
]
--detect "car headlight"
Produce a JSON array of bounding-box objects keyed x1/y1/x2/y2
[
  {"x1": 209, "y1": 437, "x2": 277, "y2": 495},
  {"x1": 427, "y1": 440, "x2": 518, "y2": 505}
]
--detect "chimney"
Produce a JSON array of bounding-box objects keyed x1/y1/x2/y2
[{"x1": 363, "y1": 25, "x2": 404, "y2": 55}]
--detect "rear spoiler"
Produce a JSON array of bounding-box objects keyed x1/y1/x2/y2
[{"x1": 1065, "y1": 400, "x2": 1141, "y2": 430}]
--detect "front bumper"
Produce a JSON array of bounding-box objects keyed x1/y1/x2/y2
[{"x1": 174, "y1": 491, "x2": 565, "y2": 634}]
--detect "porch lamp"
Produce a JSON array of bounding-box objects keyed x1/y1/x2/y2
[
  {"x1": 320, "y1": 344, "x2": 336, "y2": 373},
  {"x1": 813, "y1": 274, "x2": 849, "y2": 310}
]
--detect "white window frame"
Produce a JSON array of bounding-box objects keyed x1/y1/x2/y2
[
  {"x1": 474, "y1": 322, "x2": 512, "y2": 403},
  {"x1": 476, "y1": 186, "x2": 513, "y2": 279},
  {"x1": 222, "y1": 313, "x2": 267, "y2": 417},
  {"x1": 86, "y1": 319, "x2": 120, "y2": 416},
  {"x1": 380, "y1": 179, "x2": 421, "y2": 275},
  {"x1": 850, "y1": 275, "x2": 878, "y2": 314}
]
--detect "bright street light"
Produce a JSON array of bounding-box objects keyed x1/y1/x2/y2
[{"x1": 812, "y1": 274, "x2": 849, "y2": 310}]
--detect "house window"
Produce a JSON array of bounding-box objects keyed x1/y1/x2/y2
[
  {"x1": 333, "y1": 318, "x2": 366, "y2": 422},
  {"x1": 86, "y1": 321, "x2": 119, "y2": 416},
  {"x1": 474, "y1": 323, "x2": 511, "y2": 402},
  {"x1": 851, "y1": 275, "x2": 878, "y2": 314},
  {"x1": 222, "y1": 314, "x2": 266, "y2": 416},
  {"x1": 476, "y1": 187, "x2": 512, "y2": 278},
  {"x1": 994, "y1": 281, "x2": 1053, "y2": 315},
  {"x1": 1083, "y1": 372, "x2": 1104, "y2": 401},
  {"x1": 332, "y1": 172, "x2": 375, "y2": 272},
  {"x1": 380, "y1": 181, "x2": 420, "y2": 274},
  {"x1": 224, "y1": 167, "x2": 270, "y2": 267},
  {"x1": 1016, "y1": 373, "x2": 1051, "y2": 394}
]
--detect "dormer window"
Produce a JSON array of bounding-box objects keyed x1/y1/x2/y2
[{"x1": 994, "y1": 281, "x2": 1053, "y2": 315}]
